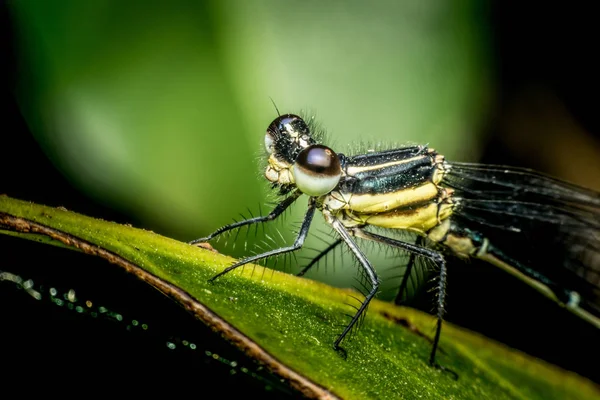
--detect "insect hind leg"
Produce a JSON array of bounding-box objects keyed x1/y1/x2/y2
[{"x1": 352, "y1": 228, "x2": 457, "y2": 378}]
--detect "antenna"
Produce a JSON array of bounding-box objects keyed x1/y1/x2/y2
[{"x1": 269, "y1": 97, "x2": 281, "y2": 116}]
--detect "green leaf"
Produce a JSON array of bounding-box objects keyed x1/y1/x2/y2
[{"x1": 1, "y1": 195, "x2": 597, "y2": 400}]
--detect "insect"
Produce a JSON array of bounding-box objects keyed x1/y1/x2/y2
[{"x1": 190, "y1": 112, "x2": 600, "y2": 372}]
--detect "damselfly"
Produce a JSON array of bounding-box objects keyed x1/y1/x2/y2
[{"x1": 190, "y1": 113, "x2": 600, "y2": 372}]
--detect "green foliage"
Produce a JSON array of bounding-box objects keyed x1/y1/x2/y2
[{"x1": 1, "y1": 195, "x2": 597, "y2": 399}]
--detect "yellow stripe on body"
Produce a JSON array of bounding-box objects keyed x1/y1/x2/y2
[
  {"x1": 330, "y1": 182, "x2": 442, "y2": 213},
  {"x1": 340, "y1": 202, "x2": 454, "y2": 235},
  {"x1": 346, "y1": 155, "x2": 428, "y2": 175},
  {"x1": 323, "y1": 153, "x2": 449, "y2": 214}
]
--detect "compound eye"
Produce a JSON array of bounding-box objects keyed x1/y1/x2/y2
[
  {"x1": 267, "y1": 114, "x2": 310, "y2": 138},
  {"x1": 292, "y1": 144, "x2": 341, "y2": 196}
]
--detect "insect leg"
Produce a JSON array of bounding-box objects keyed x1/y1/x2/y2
[
  {"x1": 326, "y1": 219, "x2": 380, "y2": 349},
  {"x1": 209, "y1": 198, "x2": 316, "y2": 282},
  {"x1": 394, "y1": 236, "x2": 423, "y2": 305},
  {"x1": 297, "y1": 238, "x2": 344, "y2": 277},
  {"x1": 189, "y1": 191, "x2": 301, "y2": 245},
  {"x1": 352, "y1": 229, "x2": 452, "y2": 374}
]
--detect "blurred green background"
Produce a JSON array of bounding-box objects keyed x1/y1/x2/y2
[
  {"x1": 8, "y1": 0, "x2": 490, "y2": 293},
  {"x1": 7, "y1": 0, "x2": 490, "y2": 294},
  {"x1": 4, "y1": 0, "x2": 600, "y2": 387},
  {"x1": 9, "y1": 1, "x2": 489, "y2": 234}
]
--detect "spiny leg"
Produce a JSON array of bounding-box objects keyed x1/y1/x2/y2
[
  {"x1": 394, "y1": 236, "x2": 423, "y2": 305},
  {"x1": 189, "y1": 191, "x2": 301, "y2": 245},
  {"x1": 327, "y1": 219, "x2": 380, "y2": 349},
  {"x1": 297, "y1": 238, "x2": 343, "y2": 277},
  {"x1": 209, "y1": 199, "x2": 316, "y2": 282},
  {"x1": 352, "y1": 229, "x2": 455, "y2": 377}
]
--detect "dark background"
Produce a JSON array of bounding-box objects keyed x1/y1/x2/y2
[{"x1": 2, "y1": 1, "x2": 599, "y2": 394}]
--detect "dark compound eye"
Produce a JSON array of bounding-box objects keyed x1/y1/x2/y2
[
  {"x1": 265, "y1": 114, "x2": 311, "y2": 154},
  {"x1": 267, "y1": 114, "x2": 310, "y2": 138},
  {"x1": 292, "y1": 144, "x2": 342, "y2": 196}
]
